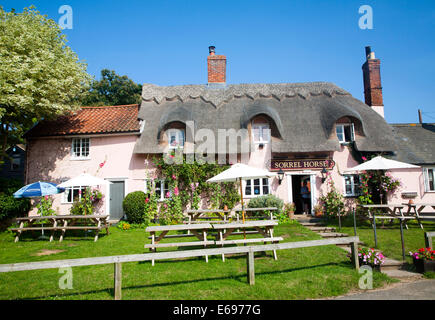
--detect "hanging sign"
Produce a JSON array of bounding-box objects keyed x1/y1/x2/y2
[{"x1": 270, "y1": 159, "x2": 335, "y2": 171}]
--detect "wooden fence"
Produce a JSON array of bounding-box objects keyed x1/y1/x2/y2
[{"x1": 0, "y1": 236, "x2": 360, "y2": 300}]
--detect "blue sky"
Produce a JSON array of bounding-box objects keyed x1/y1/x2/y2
[{"x1": 4, "y1": 0, "x2": 435, "y2": 123}]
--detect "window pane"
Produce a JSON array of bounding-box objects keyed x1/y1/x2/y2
[
  {"x1": 65, "y1": 188, "x2": 72, "y2": 203},
  {"x1": 344, "y1": 126, "x2": 352, "y2": 142},
  {"x1": 253, "y1": 179, "x2": 260, "y2": 195},
  {"x1": 261, "y1": 126, "x2": 270, "y2": 142},
  {"x1": 429, "y1": 169, "x2": 434, "y2": 191},
  {"x1": 253, "y1": 127, "x2": 260, "y2": 142},
  {"x1": 245, "y1": 180, "x2": 251, "y2": 195},
  {"x1": 336, "y1": 126, "x2": 344, "y2": 142}
]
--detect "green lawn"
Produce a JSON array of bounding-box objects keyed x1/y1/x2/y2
[
  {"x1": 0, "y1": 221, "x2": 393, "y2": 300},
  {"x1": 325, "y1": 216, "x2": 435, "y2": 263}
]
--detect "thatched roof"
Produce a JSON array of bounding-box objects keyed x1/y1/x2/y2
[{"x1": 134, "y1": 82, "x2": 397, "y2": 154}]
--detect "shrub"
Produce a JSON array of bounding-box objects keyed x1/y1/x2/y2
[
  {"x1": 247, "y1": 194, "x2": 284, "y2": 217},
  {"x1": 123, "y1": 191, "x2": 147, "y2": 224},
  {"x1": 0, "y1": 178, "x2": 30, "y2": 221}
]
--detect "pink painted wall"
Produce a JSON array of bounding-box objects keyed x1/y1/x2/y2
[
  {"x1": 26, "y1": 134, "x2": 147, "y2": 216},
  {"x1": 26, "y1": 133, "x2": 432, "y2": 217}
]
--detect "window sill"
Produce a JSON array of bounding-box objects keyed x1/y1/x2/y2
[
  {"x1": 243, "y1": 194, "x2": 269, "y2": 199},
  {"x1": 70, "y1": 157, "x2": 91, "y2": 161}
]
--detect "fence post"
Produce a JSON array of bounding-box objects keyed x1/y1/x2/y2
[
  {"x1": 399, "y1": 219, "x2": 406, "y2": 261},
  {"x1": 353, "y1": 208, "x2": 357, "y2": 236},
  {"x1": 351, "y1": 240, "x2": 359, "y2": 270},
  {"x1": 247, "y1": 250, "x2": 255, "y2": 285},
  {"x1": 425, "y1": 232, "x2": 433, "y2": 249},
  {"x1": 373, "y1": 216, "x2": 378, "y2": 248},
  {"x1": 114, "y1": 262, "x2": 122, "y2": 300}
]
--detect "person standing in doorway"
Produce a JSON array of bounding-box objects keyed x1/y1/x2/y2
[{"x1": 300, "y1": 181, "x2": 310, "y2": 215}]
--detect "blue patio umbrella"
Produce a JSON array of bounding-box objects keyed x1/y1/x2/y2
[
  {"x1": 13, "y1": 182, "x2": 65, "y2": 239},
  {"x1": 13, "y1": 181, "x2": 65, "y2": 199}
]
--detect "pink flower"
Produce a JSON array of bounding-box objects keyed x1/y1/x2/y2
[
  {"x1": 165, "y1": 191, "x2": 171, "y2": 198},
  {"x1": 145, "y1": 198, "x2": 149, "y2": 204},
  {"x1": 163, "y1": 203, "x2": 168, "y2": 209},
  {"x1": 172, "y1": 174, "x2": 177, "y2": 180},
  {"x1": 174, "y1": 187, "x2": 179, "y2": 196},
  {"x1": 169, "y1": 154, "x2": 175, "y2": 159},
  {"x1": 362, "y1": 156, "x2": 367, "y2": 161},
  {"x1": 99, "y1": 161, "x2": 106, "y2": 168},
  {"x1": 44, "y1": 196, "x2": 49, "y2": 201}
]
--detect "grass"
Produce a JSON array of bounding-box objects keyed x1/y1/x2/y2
[
  {"x1": 0, "y1": 221, "x2": 394, "y2": 300},
  {"x1": 325, "y1": 215, "x2": 435, "y2": 264}
]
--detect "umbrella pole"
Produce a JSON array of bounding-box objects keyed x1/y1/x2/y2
[{"x1": 239, "y1": 178, "x2": 246, "y2": 240}]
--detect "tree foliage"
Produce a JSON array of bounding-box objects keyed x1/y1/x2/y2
[
  {"x1": 0, "y1": 6, "x2": 91, "y2": 161},
  {"x1": 81, "y1": 69, "x2": 142, "y2": 106}
]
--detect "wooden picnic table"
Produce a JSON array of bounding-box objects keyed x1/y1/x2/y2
[
  {"x1": 10, "y1": 215, "x2": 110, "y2": 243},
  {"x1": 146, "y1": 223, "x2": 214, "y2": 265},
  {"x1": 145, "y1": 220, "x2": 282, "y2": 265},
  {"x1": 185, "y1": 207, "x2": 277, "y2": 224},
  {"x1": 402, "y1": 203, "x2": 435, "y2": 230}
]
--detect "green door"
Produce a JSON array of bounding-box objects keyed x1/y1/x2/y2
[{"x1": 109, "y1": 181, "x2": 125, "y2": 220}]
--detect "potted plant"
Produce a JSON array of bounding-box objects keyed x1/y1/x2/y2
[
  {"x1": 284, "y1": 202, "x2": 295, "y2": 219},
  {"x1": 409, "y1": 248, "x2": 435, "y2": 273},
  {"x1": 357, "y1": 247, "x2": 385, "y2": 271},
  {"x1": 314, "y1": 204, "x2": 323, "y2": 217}
]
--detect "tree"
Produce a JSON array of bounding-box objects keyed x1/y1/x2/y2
[
  {"x1": 0, "y1": 6, "x2": 91, "y2": 162},
  {"x1": 81, "y1": 69, "x2": 142, "y2": 106}
]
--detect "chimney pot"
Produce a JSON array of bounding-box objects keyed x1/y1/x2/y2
[{"x1": 209, "y1": 46, "x2": 215, "y2": 55}]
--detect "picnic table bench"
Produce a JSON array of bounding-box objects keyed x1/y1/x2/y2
[
  {"x1": 145, "y1": 220, "x2": 282, "y2": 265},
  {"x1": 10, "y1": 215, "x2": 110, "y2": 243}
]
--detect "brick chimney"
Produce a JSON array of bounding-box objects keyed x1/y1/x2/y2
[
  {"x1": 207, "y1": 46, "x2": 226, "y2": 85},
  {"x1": 362, "y1": 46, "x2": 384, "y2": 117}
]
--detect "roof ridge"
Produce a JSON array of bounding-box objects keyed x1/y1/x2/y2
[{"x1": 80, "y1": 104, "x2": 139, "y2": 109}]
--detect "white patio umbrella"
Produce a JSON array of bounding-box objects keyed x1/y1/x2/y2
[
  {"x1": 207, "y1": 163, "x2": 276, "y2": 229},
  {"x1": 345, "y1": 156, "x2": 420, "y2": 204},
  {"x1": 58, "y1": 173, "x2": 112, "y2": 188},
  {"x1": 344, "y1": 156, "x2": 420, "y2": 172}
]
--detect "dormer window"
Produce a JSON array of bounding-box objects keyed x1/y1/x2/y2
[
  {"x1": 252, "y1": 123, "x2": 270, "y2": 144},
  {"x1": 167, "y1": 129, "x2": 185, "y2": 149},
  {"x1": 336, "y1": 123, "x2": 355, "y2": 144}
]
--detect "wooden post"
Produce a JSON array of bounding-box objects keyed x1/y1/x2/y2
[
  {"x1": 353, "y1": 208, "x2": 357, "y2": 236},
  {"x1": 351, "y1": 241, "x2": 359, "y2": 270},
  {"x1": 400, "y1": 219, "x2": 406, "y2": 261},
  {"x1": 425, "y1": 232, "x2": 433, "y2": 249},
  {"x1": 114, "y1": 263, "x2": 122, "y2": 300},
  {"x1": 247, "y1": 251, "x2": 255, "y2": 285},
  {"x1": 373, "y1": 216, "x2": 378, "y2": 248}
]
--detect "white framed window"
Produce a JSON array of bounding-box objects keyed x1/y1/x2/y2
[
  {"x1": 71, "y1": 138, "x2": 90, "y2": 159},
  {"x1": 145, "y1": 179, "x2": 170, "y2": 201},
  {"x1": 424, "y1": 168, "x2": 435, "y2": 192},
  {"x1": 62, "y1": 186, "x2": 87, "y2": 204},
  {"x1": 252, "y1": 123, "x2": 271, "y2": 144},
  {"x1": 343, "y1": 175, "x2": 362, "y2": 197},
  {"x1": 244, "y1": 178, "x2": 270, "y2": 197},
  {"x1": 166, "y1": 129, "x2": 185, "y2": 149},
  {"x1": 336, "y1": 124, "x2": 355, "y2": 144}
]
